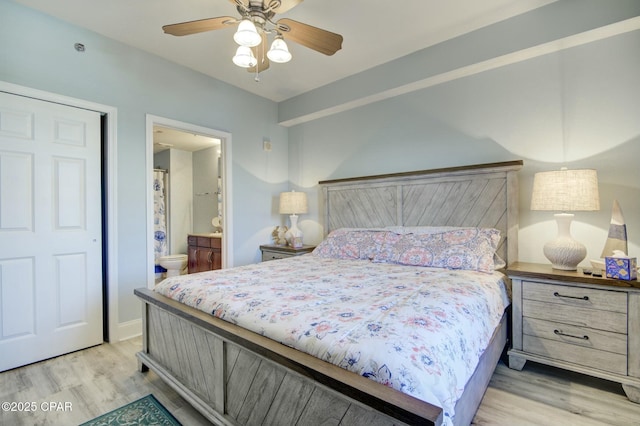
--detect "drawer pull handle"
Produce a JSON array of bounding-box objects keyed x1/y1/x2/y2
[
  {"x1": 553, "y1": 291, "x2": 589, "y2": 301},
  {"x1": 554, "y1": 329, "x2": 589, "y2": 340}
]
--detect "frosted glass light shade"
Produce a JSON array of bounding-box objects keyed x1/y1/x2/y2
[
  {"x1": 279, "y1": 191, "x2": 308, "y2": 214},
  {"x1": 267, "y1": 37, "x2": 292, "y2": 63},
  {"x1": 234, "y1": 19, "x2": 261, "y2": 47},
  {"x1": 232, "y1": 46, "x2": 257, "y2": 68}
]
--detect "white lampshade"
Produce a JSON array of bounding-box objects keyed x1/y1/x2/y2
[
  {"x1": 233, "y1": 19, "x2": 261, "y2": 47},
  {"x1": 232, "y1": 46, "x2": 257, "y2": 68},
  {"x1": 531, "y1": 168, "x2": 600, "y2": 270},
  {"x1": 267, "y1": 37, "x2": 292, "y2": 63},
  {"x1": 279, "y1": 191, "x2": 308, "y2": 215},
  {"x1": 531, "y1": 168, "x2": 600, "y2": 212}
]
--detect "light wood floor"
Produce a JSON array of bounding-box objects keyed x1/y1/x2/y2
[{"x1": 1, "y1": 338, "x2": 640, "y2": 425}]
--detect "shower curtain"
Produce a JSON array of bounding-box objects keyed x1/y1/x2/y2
[{"x1": 153, "y1": 169, "x2": 168, "y2": 268}]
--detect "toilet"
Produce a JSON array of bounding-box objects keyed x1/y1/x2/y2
[{"x1": 158, "y1": 254, "x2": 188, "y2": 277}]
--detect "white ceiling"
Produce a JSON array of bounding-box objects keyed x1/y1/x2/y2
[
  {"x1": 153, "y1": 126, "x2": 221, "y2": 153},
  {"x1": 13, "y1": 0, "x2": 557, "y2": 102}
]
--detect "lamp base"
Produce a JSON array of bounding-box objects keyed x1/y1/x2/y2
[
  {"x1": 285, "y1": 214, "x2": 304, "y2": 248},
  {"x1": 543, "y1": 213, "x2": 587, "y2": 271},
  {"x1": 543, "y1": 238, "x2": 587, "y2": 270}
]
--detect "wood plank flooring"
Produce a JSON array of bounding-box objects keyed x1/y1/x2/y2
[{"x1": 1, "y1": 337, "x2": 639, "y2": 425}]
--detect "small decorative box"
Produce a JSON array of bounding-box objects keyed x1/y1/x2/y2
[{"x1": 605, "y1": 256, "x2": 637, "y2": 281}]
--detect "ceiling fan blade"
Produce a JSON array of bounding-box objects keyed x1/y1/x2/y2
[
  {"x1": 248, "y1": 32, "x2": 270, "y2": 73},
  {"x1": 163, "y1": 16, "x2": 237, "y2": 36},
  {"x1": 277, "y1": 18, "x2": 343, "y2": 56}
]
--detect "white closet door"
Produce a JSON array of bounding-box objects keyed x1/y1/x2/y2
[{"x1": 0, "y1": 91, "x2": 103, "y2": 371}]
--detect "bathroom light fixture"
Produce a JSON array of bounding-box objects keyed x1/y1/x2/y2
[
  {"x1": 531, "y1": 168, "x2": 600, "y2": 270},
  {"x1": 279, "y1": 190, "x2": 308, "y2": 248}
]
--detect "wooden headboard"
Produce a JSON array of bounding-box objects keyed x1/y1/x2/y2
[{"x1": 319, "y1": 161, "x2": 523, "y2": 266}]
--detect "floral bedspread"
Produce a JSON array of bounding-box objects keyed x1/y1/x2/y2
[{"x1": 154, "y1": 254, "x2": 510, "y2": 424}]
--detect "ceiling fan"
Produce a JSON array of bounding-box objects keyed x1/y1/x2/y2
[{"x1": 162, "y1": 0, "x2": 343, "y2": 75}]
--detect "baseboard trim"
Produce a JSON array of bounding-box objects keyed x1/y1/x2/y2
[{"x1": 117, "y1": 319, "x2": 142, "y2": 341}]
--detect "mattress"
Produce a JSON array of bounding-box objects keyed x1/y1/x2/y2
[{"x1": 154, "y1": 254, "x2": 510, "y2": 423}]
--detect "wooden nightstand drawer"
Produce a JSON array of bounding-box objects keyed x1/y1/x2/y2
[
  {"x1": 523, "y1": 299, "x2": 627, "y2": 333},
  {"x1": 523, "y1": 281, "x2": 627, "y2": 313},
  {"x1": 261, "y1": 250, "x2": 291, "y2": 261},
  {"x1": 523, "y1": 317, "x2": 627, "y2": 355},
  {"x1": 259, "y1": 244, "x2": 315, "y2": 262},
  {"x1": 523, "y1": 334, "x2": 627, "y2": 375}
]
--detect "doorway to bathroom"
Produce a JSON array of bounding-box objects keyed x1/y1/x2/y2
[{"x1": 146, "y1": 115, "x2": 233, "y2": 288}]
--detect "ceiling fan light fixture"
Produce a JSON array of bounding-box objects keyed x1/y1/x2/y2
[
  {"x1": 232, "y1": 46, "x2": 257, "y2": 68},
  {"x1": 266, "y1": 36, "x2": 292, "y2": 63},
  {"x1": 163, "y1": 3, "x2": 344, "y2": 76},
  {"x1": 233, "y1": 19, "x2": 261, "y2": 47}
]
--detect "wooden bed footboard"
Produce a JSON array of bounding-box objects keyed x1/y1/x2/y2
[{"x1": 135, "y1": 287, "x2": 507, "y2": 426}]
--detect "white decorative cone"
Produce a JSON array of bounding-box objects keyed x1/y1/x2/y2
[{"x1": 601, "y1": 200, "x2": 628, "y2": 257}]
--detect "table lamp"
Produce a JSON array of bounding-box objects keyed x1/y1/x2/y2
[
  {"x1": 279, "y1": 190, "x2": 308, "y2": 248},
  {"x1": 530, "y1": 168, "x2": 600, "y2": 270}
]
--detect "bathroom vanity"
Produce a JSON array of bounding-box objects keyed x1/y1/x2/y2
[{"x1": 187, "y1": 234, "x2": 222, "y2": 273}]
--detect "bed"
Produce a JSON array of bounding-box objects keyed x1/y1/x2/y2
[{"x1": 135, "y1": 160, "x2": 523, "y2": 426}]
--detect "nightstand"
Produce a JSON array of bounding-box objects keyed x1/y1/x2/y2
[
  {"x1": 259, "y1": 244, "x2": 315, "y2": 261},
  {"x1": 507, "y1": 262, "x2": 640, "y2": 403}
]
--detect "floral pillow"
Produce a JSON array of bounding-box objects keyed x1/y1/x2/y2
[
  {"x1": 312, "y1": 228, "x2": 388, "y2": 260},
  {"x1": 374, "y1": 227, "x2": 502, "y2": 273}
]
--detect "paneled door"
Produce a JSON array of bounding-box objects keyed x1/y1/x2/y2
[{"x1": 0, "y1": 92, "x2": 103, "y2": 371}]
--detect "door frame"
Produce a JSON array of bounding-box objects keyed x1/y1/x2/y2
[
  {"x1": 145, "y1": 115, "x2": 233, "y2": 289},
  {"x1": 0, "y1": 81, "x2": 120, "y2": 343}
]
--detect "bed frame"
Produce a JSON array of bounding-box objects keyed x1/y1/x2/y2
[{"x1": 135, "y1": 160, "x2": 522, "y2": 425}]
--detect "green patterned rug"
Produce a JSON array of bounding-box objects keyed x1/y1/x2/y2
[{"x1": 80, "y1": 394, "x2": 181, "y2": 425}]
